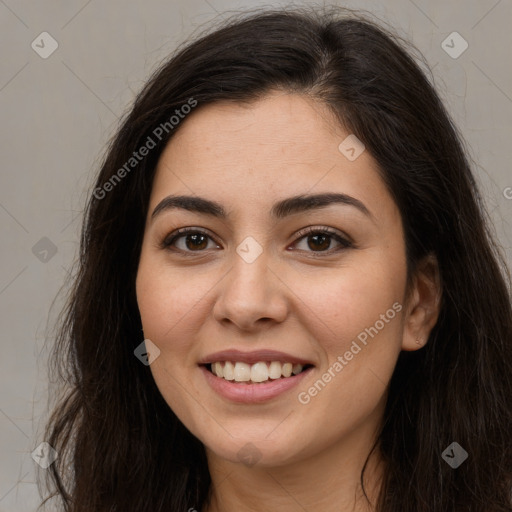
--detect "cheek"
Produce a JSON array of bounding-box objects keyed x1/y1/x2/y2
[
  {"x1": 136, "y1": 257, "x2": 207, "y2": 428},
  {"x1": 295, "y1": 252, "x2": 406, "y2": 355},
  {"x1": 292, "y1": 265, "x2": 404, "y2": 441},
  {"x1": 136, "y1": 255, "x2": 198, "y2": 338},
  {"x1": 293, "y1": 246, "x2": 406, "y2": 416}
]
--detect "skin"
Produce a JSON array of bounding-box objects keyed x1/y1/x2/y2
[{"x1": 135, "y1": 90, "x2": 441, "y2": 512}]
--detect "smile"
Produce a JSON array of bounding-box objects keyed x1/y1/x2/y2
[
  {"x1": 206, "y1": 360, "x2": 312, "y2": 383},
  {"x1": 198, "y1": 349, "x2": 315, "y2": 402}
]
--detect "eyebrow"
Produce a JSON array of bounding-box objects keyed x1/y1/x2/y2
[{"x1": 151, "y1": 192, "x2": 374, "y2": 222}]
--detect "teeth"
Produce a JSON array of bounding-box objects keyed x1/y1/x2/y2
[
  {"x1": 233, "y1": 362, "x2": 251, "y2": 382},
  {"x1": 213, "y1": 362, "x2": 223, "y2": 378},
  {"x1": 281, "y1": 362, "x2": 292, "y2": 377},
  {"x1": 209, "y1": 361, "x2": 305, "y2": 383},
  {"x1": 268, "y1": 361, "x2": 282, "y2": 379},
  {"x1": 250, "y1": 362, "x2": 269, "y2": 382},
  {"x1": 292, "y1": 363, "x2": 303, "y2": 375},
  {"x1": 223, "y1": 361, "x2": 235, "y2": 380}
]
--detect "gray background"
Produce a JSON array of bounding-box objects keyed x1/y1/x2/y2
[{"x1": 0, "y1": 0, "x2": 510, "y2": 510}]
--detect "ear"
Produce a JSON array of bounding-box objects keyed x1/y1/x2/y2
[{"x1": 401, "y1": 253, "x2": 442, "y2": 351}]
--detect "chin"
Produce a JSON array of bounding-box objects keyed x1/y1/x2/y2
[{"x1": 201, "y1": 430, "x2": 309, "y2": 468}]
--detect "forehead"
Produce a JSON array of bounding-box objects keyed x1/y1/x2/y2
[
  {"x1": 159, "y1": 91, "x2": 343, "y2": 168},
  {"x1": 149, "y1": 91, "x2": 399, "y2": 227}
]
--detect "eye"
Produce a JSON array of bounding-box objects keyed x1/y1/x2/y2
[
  {"x1": 160, "y1": 226, "x2": 353, "y2": 256},
  {"x1": 161, "y1": 227, "x2": 220, "y2": 253},
  {"x1": 291, "y1": 226, "x2": 353, "y2": 255}
]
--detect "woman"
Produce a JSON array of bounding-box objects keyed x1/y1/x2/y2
[{"x1": 40, "y1": 6, "x2": 512, "y2": 511}]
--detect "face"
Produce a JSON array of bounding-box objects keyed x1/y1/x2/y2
[{"x1": 136, "y1": 91, "x2": 412, "y2": 468}]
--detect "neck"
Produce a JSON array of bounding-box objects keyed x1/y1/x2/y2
[{"x1": 202, "y1": 419, "x2": 385, "y2": 512}]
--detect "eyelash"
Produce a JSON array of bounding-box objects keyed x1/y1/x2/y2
[{"x1": 160, "y1": 226, "x2": 353, "y2": 257}]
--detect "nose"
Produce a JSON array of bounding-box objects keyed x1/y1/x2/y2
[{"x1": 212, "y1": 249, "x2": 288, "y2": 332}]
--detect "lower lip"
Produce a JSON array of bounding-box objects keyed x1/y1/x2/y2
[{"x1": 200, "y1": 365, "x2": 313, "y2": 403}]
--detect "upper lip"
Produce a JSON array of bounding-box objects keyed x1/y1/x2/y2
[{"x1": 198, "y1": 349, "x2": 314, "y2": 366}]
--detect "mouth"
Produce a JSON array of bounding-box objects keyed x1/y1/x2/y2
[
  {"x1": 201, "y1": 360, "x2": 314, "y2": 384},
  {"x1": 198, "y1": 350, "x2": 315, "y2": 403}
]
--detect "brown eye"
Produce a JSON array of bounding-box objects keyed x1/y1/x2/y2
[
  {"x1": 293, "y1": 227, "x2": 352, "y2": 254},
  {"x1": 162, "y1": 228, "x2": 219, "y2": 253},
  {"x1": 182, "y1": 233, "x2": 209, "y2": 250},
  {"x1": 305, "y1": 233, "x2": 331, "y2": 251},
  {"x1": 161, "y1": 226, "x2": 352, "y2": 257}
]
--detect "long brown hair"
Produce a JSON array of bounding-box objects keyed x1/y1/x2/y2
[{"x1": 40, "y1": 6, "x2": 512, "y2": 511}]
